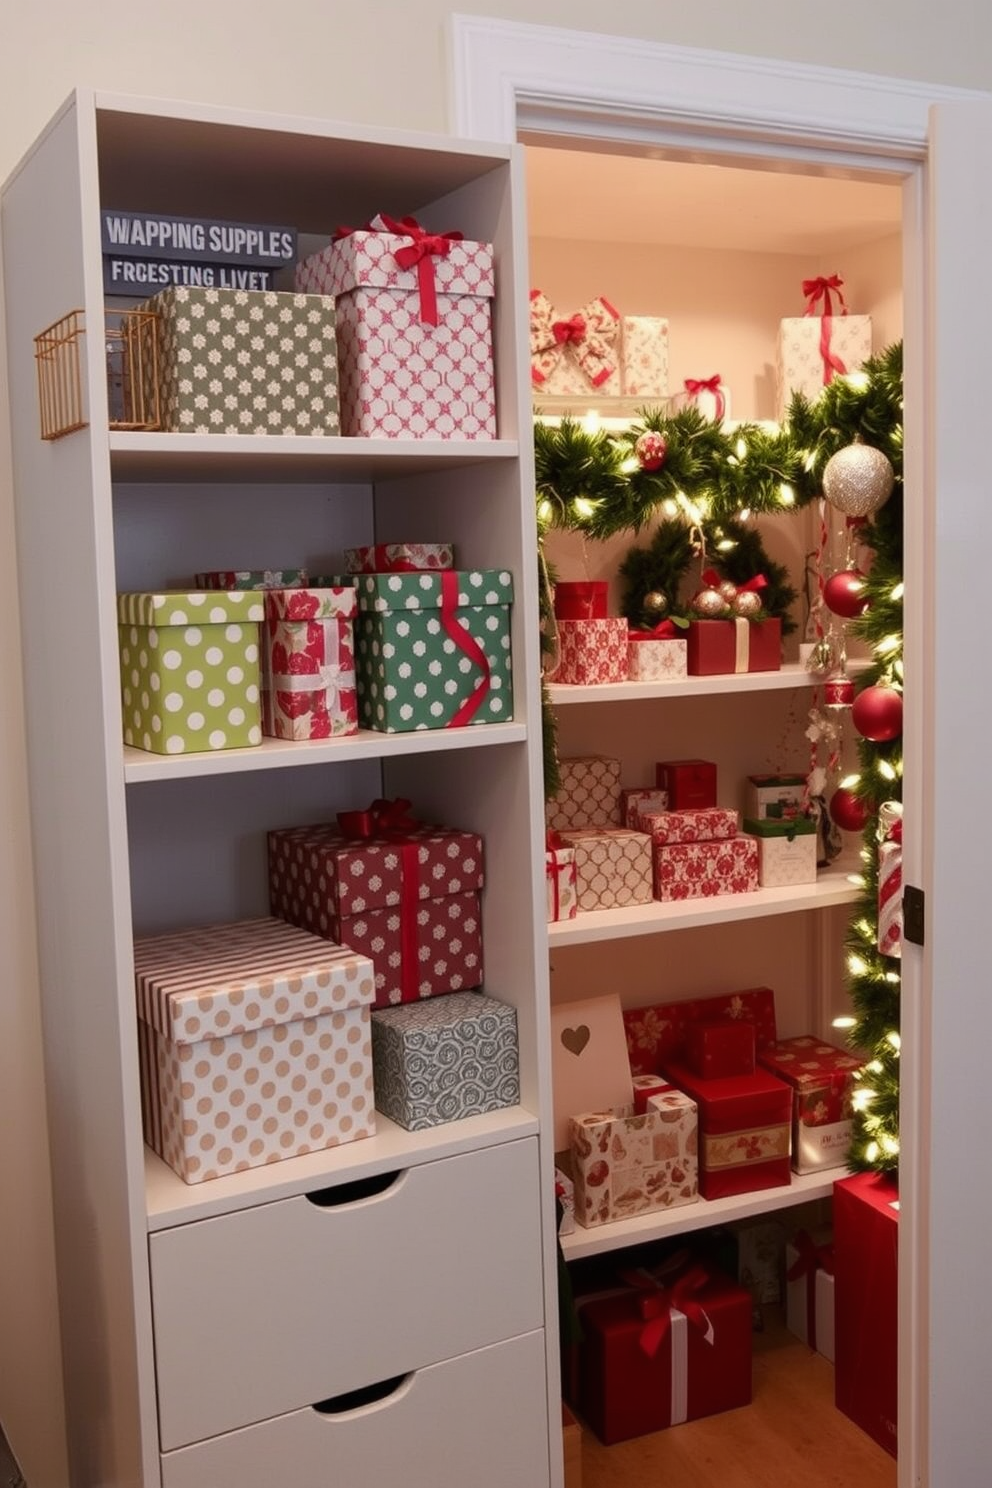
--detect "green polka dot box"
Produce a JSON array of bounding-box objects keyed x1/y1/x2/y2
[
  {"x1": 353, "y1": 568, "x2": 513, "y2": 733},
  {"x1": 137, "y1": 286, "x2": 339, "y2": 435},
  {"x1": 118, "y1": 590, "x2": 264, "y2": 755}
]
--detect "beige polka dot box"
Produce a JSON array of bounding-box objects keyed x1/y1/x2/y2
[{"x1": 134, "y1": 916, "x2": 376, "y2": 1184}]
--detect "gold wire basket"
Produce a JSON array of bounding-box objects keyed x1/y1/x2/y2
[{"x1": 34, "y1": 308, "x2": 162, "y2": 439}]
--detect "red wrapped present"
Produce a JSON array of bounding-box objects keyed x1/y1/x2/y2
[
  {"x1": 260, "y1": 586, "x2": 358, "y2": 741},
  {"x1": 686, "y1": 618, "x2": 782, "y2": 675},
  {"x1": 661, "y1": 1062, "x2": 792, "y2": 1199},
  {"x1": 267, "y1": 800, "x2": 483, "y2": 1008},
  {"x1": 785, "y1": 1227, "x2": 835, "y2": 1361},
  {"x1": 685, "y1": 1020, "x2": 756, "y2": 1080},
  {"x1": 343, "y1": 542, "x2": 453, "y2": 574},
  {"x1": 652, "y1": 837, "x2": 759, "y2": 902},
  {"x1": 757, "y1": 1036, "x2": 860, "y2": 1173},
  {"x1": 577, "y1": 1261, "x2": 752, "y2": 1443},
  {"x1": 553, "y1": 580, "x2": 608, "y2": 620},
  {"x1": 834, "y1": 1172, "x2": 898, "y2": 1457},
  {"x1": 624, "y1": 988, "x2": 778, "y2": 1077},
  {"x1": 632, "y1": 1073, "x2": 671, "y2": 1114},
  {"x1": 640, "y1": 807, "x2": 738, "y2": 846},
  {"x1": 552, "y1": 618, "x2": 628, "y2": 685},
  {"x1": 655, "y1": 759, "x2": 717, "y2": 810}
]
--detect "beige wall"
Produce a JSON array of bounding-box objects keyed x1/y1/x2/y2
[{"x1": 0, "y1": 6, "x2": 984, "y2": 1485}]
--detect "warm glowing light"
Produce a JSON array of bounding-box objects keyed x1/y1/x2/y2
[
  {"x1": 581, "y1": 411, "x2": 601, "y2": 434},
  {"x1": 844, "y1": 371, "x2": 871, "y2": 391},
  {"x1": 852, "y1": 1088, "x2": 875, "y2": 1111},
  {"x1": 846, "y1": 874, "x2": 866, "y2": 888},
  {"x1": 867, "y1": 1059, "x2": 884, "y2": 1075},
  {"x1": 716, "y1": 539, "x2": 736, "y2": 552},
  {"x1": 866, "y1": 1141, "x2": 880, "y2": 1163},
  {"x1": 738, "y1": 507, "x2": 751, "y2": 522},
  {"x1": 840, "y1": 773, "x2": 861, "y2": 789},
  {"x1": 573, "y1": 497, "x2": 596, "y2": 518},
  {"x1": 802, "y1": 448, "x2": 816, "y2": 472},
  {"x1": 663, "y1": 499, "x2": 678, "y2": 517},
  {"x1": 847, "y1": 953, "x2": 869, "y2": 976},
  {"x1": 881, "y1": 1134, "x2": 900, "y2": 1156},
  {"x1": 885, "y1": 972, "x2": 901, "y2": 985},
  {"x1": 891, "y1": 582, "x2": 905, "y2": 601},
  {"x1": 886, "y1": 1031, "x2": 901, "y2": 1051},
  {"x1": 832, "y1": 1016, "x2": 857, "y2": 1029},
  {"x1": 878, "y1": 759, "x2": 897, "y2": 782},
  {"x1": 736, "y1": 437, "x2": 748, "y2": 460},
  {"x1": 537, "y1": 499, "x2": 552, "y2": 522},
  {"x1": 779, "y1": 482, "x2": 795, "y2": 505},
  {"x1": 620, "y1": 456, "x2": 640, "y2": 474},
  {"x1": 876, "y1": 634, "x2": 901, "y2": 656}
]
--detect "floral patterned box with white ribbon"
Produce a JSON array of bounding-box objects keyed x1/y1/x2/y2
[
  {"x1": 260, "y1": 586, "x2": 358, "y2": 741},
  {"x1": 117, "y1": 589, "x2": 264, "y2": 755},
  {"x1": 370, "y1": 990, "x2": 519, "y2": 1130},
  {"x1": 296, "y1": 218, "x2": 496, "y2": 439},
  {"x1": 134, "y1": 916, "x2": 376, "y2": 1184},
  {"x1": 529, "y1": 293, "x2": 669, "y2": 399}
]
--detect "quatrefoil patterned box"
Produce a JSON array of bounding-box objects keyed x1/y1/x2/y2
[
  {"x1": 267, "y1": 819, "x2": 484, "y2": 1007},
  {"x1": 138, "y1": 286, "x2": 339, "y2": 434}
]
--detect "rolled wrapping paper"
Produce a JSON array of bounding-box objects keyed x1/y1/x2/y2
[{"x1": 877, "y1": 801, "x2": 904, "y2": 958}]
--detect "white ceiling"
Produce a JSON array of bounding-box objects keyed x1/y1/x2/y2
[{"x1": 524, "y1": 145, "x2": 903, "y2": 256}]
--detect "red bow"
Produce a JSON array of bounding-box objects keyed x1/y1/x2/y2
[
  {"x1": 553, "y1": 314, "x2": 587, "y2": 345},
  {"x1": 739, "y1": 573, "x2": 768, "y2": 594},
  {"x1": 337, "y1": 797, "x2": 418, "y2": 839},
  {"x1": 618, "y1": 1264, "x2": 715, "y2": 1358},
  {"x1": 684, "y1": 375, "x2": 726, "y2": 422},
  {"x1": 530, "y1": 290, "x2": 620, "y2": 389},
  {"x1": 334, "y1": 214, "x2": 463, "y2": 326},
  {"x1": 802, "y1": 275, "x2": 849, "y2": 385},
  {"x1": 629, "y1": 619, "x2": 678, "y2": 640}
]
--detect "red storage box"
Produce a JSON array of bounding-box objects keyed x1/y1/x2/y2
[
  {"x1": 834, "y1": 1171, "x2": 899, "y2": 1458},
  {"x1": 655, "y1": 759, "x2": 717, "y2": 810},
  {"x1": 685, "y1": 1020, "x2": 756, "y2": 1080},
  {"x1": 662, "y1": 1061, "x2": 792, "y2": 1199},
  {"x1": 686, "y1": 617, "x2": 781, "y2": 675},
  {"x1": 624, "y1": 987, "x2": 778, "y2": 1077},
  {"x1": 554, "y1": 580, "x2": 608, "y2": 620},
  {"x1": 577, "y1": 1262, "x2": 752, "y2": 1443}
]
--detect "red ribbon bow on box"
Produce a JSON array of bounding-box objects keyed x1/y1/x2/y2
[
  {"x1": 802, "y1": 274, "x2": 849, "y2": 386},
  {"x1": 683, "y1": 375, "x2": 726, "y2": 422},
  {"x1": 618, "y1": 1263, "x2": 716, "y2": 1358},
  {"x1": 786, "y1": 1229, "x2": 835, "y2": 1353},
  {"x1": 629, "y1": 619, "x2": 678, "y2": 641},
  {"x1": 334, "y1": 214, "x2": 463, "y2": 326},
  {"x1": 530, "y1": 289, "x2": 620, "y2": 389},
  {"x1": 337, "y1": 797, "x2": 423, "y2": 1003}
]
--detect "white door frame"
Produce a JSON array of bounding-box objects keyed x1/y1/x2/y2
[{"x1": 449, "y1": 17, "x2": 992, "y2": 1487}]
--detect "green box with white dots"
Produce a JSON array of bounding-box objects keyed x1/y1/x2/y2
[
  {"x1": 117, "y1": 591, "x2": 264, "y2": 755},
  {"x1": 352, "y1": 568, "x2": 513, "y2": 733}
]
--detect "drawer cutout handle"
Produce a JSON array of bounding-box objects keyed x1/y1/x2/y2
[
  {"x1": 312, "y1": 1373, "x2": 411, "y2": 1414},
  {"x1": 304, "y1": 1170, "x2": 403, "y2": 1208}
]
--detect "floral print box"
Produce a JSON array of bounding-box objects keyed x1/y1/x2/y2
[
  {"x1": 260, "y1": 586, "x2": 358, "y2": 740},
  {"x1": 569, "y1": 1090, "x2": 698, "y2": 1228},
  {"x1": 757, "y1": 1036, "x2": 859, "y2": 1173}
]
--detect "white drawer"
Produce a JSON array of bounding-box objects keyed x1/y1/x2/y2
[
  {"x1": 159, "y1": 1330, "x2": 551, "y2": 1488},
  {"x1": 149, "y1": 1137, "x2": 543, "y2": 1450}
]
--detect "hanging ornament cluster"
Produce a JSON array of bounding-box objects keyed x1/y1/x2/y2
[
  {"x1": 852, "y1": 683, "x2": 903, "y2": 743},
  {"x1": 822, "y1": 441, "x2": 895, "y2": 519},
  {"x1": 635, "y1": 430, "x2": 668, "y2": 471},
  {"x1": 690, "y1": 568, "x2": 768, "y2": 619}
]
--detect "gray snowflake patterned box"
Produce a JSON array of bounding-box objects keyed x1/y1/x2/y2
[
  {"x1": 371, "y1": 991, "x2": 519, "y2": 1130},
  {"x1": 138, "y1": 286, "x2": 339, "y2": 434}
]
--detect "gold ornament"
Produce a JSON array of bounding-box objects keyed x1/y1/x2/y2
[
  {"x1": 693, "y1": 587, "x2": 726, "y2": 618},
  {"x1": 718, "y1": 580, "x2": 738, "y2": 603},
  {"x1": 822, "y1": 442, "x2": 895, "y2": 519},
  {"x1": 643, "y1": 590, "x2": 669, "y2": 615},
  {"x1": 733, "y1": 590, "x2": 763, "y2": 618}
]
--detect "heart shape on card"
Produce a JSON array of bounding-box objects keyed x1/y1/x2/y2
[{"x1": 561, "y1": 1025, "x2": 591, "y2": 1057}]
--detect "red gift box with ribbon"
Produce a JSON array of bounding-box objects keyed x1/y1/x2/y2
[
  {"x1": 546, "y1": 831, "x2": 577, "y2": 923},
  {"x1": 776, "y1": 275, "x2": 872, "y2": 419},
  {"x1": 785, "y1": 1227, "x2": 835, "y2": 1361},
  {"x1": 260, "y1": 586, "x2": 358, "y2": 741},
  {"x1": 267, "y1": 800, "x2": 484, "y2": 1008},
  {"x1": 834, "y1": 1171, "x2": 899, "y2": 1458},
  {"x1": 659, "y1": 1061, "x2": 792, "y2": 1199},
  {"x1": 577, "y1": 1260, "x2": 752, "y2": 1443},
  {"x1": 624, "y1": 987, "x2": 778, "y2": 1077},
  {"x1": 553, "y1": 580, "x2": 608, "y2": 621},
  {"x1": 296, "y1": 214, "x2": 496, "y2": 439},
  {"x1": 757, "y1": 1035, "x2": 860, "y2": 1173},
  {"x1": 686, "y1": 616, "x2": 782, "y2": 675}
]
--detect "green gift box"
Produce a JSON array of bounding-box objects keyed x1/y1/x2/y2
[
  {"x1": 742, "y1": 815, "x2": 817, "y2": 838},
  {"x1": 118, "y1": 590, "x2": 264, "y2": 755},
  {"x1": 138, "y1": 287, "x2": 339, "y2": 435},
  {"x1": 353, "y1": 568, "x2": 513, "y2": 733}
]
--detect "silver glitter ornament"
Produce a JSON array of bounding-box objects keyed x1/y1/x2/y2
[
  {"x1": 718, "y1": 580, "x2": 738, "y2": 603},
  {"x1": 693, "y1": 587, "x2": 726, "y2": 618},
  {"x1": 733, "y1": 590, "x2": 763, "y2": 618},
  {"x1": 822, "y1": 442, "x2": 895, "y2": 519},
  {"x1": 643, "y1": 590, "x2": 669, "y2": 615}
]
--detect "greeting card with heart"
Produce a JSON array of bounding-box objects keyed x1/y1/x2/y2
[{"x1": 550, "y1": 992, "x2": 634, "y2": 1151}]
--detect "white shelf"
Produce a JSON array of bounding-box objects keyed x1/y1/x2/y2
[
  {"x1": 547, "y1": 865, "x2": 860, "y2": 945},
  {"x1": 548, "y1": 660, "x2": 866, "y2": 705},
  {"x1": 110, "y1": 432, "x2": 520, "y2": 483},
  {"x1": 559, "y1": 1169, "x2": 836, "y2": 1260},
  {"x1": 122, "y1": 721, "x2": 528, "y2": 783},
  {"x1": 145, "y1": 1106, "x2": 539, "y2": 1230}
]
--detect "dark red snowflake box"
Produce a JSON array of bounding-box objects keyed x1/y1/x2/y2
[
  {"x1": 577, "y1": 1260, "x2": 752, "y2": 1443},
  {"x1": 685, "y1": 617, "x2": 782, "y2": 675},
  {"x1": 757, "y1": 1036, "x2": 860, "y2": 1173},
  {"x1": 624, "y1": 987, "x2": 778, "y2": 1077},
  {"x1": 834, "y1": 1171, "x2": 899, "y2": 1458},
  {"x1": 660, "y1": 1062, "x2": 792, "y2": 1199},
  {"x1": 685, "y1": 1019, "x2": 756, "y2": 1080},
  {"x1": 267, "y1": 808, "x2": 483, "y2": 1008},
  {"x1": 655, "y1": 759, "x2": 718, "y2": 810}
]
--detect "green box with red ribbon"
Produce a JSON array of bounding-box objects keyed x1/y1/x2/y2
[{"x1": 352, "y1": 568, "x2": 513, "y2": 733}]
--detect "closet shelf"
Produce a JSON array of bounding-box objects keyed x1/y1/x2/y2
[{"x1": 548, "y1": 659, "x2": 870, "y2": 705}]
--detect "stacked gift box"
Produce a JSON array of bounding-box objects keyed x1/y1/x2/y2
[
  {"x1": 776, "y1": 275, "x2": 872, "y2": 421},
  {"x1": 551, "y1": 581, "x2": 629, "y2": 686},
  {"x1": 545, "y1": 753, "x2": 654, "y2": 912},
  {"x1": 743, "y1": 772, "x2": 818, "y2": 887},
  {"x1": 650, "y1": 761, "x2": 759, "y2": 901},
  {"x1": 834, "y1": 1171, "x2": 899, "y2": 1457},
  {"x1": 530, "y1": 290, "x2": 669, "y2": 400}
]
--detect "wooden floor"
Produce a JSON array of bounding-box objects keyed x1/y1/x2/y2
[{"x1": 576, "y1": 1310, "x2": 897, "y2": 1488}]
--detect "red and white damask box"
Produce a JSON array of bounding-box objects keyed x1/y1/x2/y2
[
  {"x1": 639, "y1": 807, "x2": 739, "y2": 846},
  {"x1": 296, "y1": 215, "x2": 496, "y2": 439},
  {"x1": 652, "y1": 837, "x2": 759, "y2": 902},
  {"x1": 552, "y1": 618, "x2": 629, "y2": 685}
]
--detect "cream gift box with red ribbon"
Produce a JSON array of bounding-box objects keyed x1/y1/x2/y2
[
  {"x1": 668, "y1": 375, "x2": 732, "y2": 425},
  {"x1": 260, "y1": 586, "x2": 358, "y2": 741},
  {"x1": 776, "y1": 275, "x2": 872, "y2": 419},
  {"x1": 296, "y1": 214, "x2": 496, "y2": 438},
  {"x1": 530, "y1": 290, "x2": 669, "y2": 399}
]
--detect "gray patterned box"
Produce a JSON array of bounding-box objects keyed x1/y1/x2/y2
[
  {"x1": 139, "y1": 286, "x2": 339, "y2": 434},
  {"x1": 370, "y1": 991, "x2": 519, "y2": 1131}
]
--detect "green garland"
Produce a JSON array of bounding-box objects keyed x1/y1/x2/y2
[{"x1": 535, "y1": 343, "x2": 904, "y2": 1176}]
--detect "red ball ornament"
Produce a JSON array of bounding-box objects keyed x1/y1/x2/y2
[
  {"x1": 635, "y1": 431, "x2": 668, "y2": 471},
  {"x1": 830, "y1": 786, "x2": 872, "y2": 833},
  {"x1": 852, "y1": 684, "x2": 903, "y2": 743},
  {"x1": 823, "y1": 569, "x2": 869, "y2": 619}
]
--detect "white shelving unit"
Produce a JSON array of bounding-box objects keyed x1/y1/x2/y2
[{"x1": 2, "y1": 90, "x2": 558, "y2": 1487}]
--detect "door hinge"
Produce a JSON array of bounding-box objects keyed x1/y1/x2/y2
[{"x1": 903, "y1": 884, "x2": 925, "y2": 947}]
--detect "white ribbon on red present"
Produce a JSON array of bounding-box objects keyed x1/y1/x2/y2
[{"x1": 530, "y1": 289, "x2": 620, "y2": 389}]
